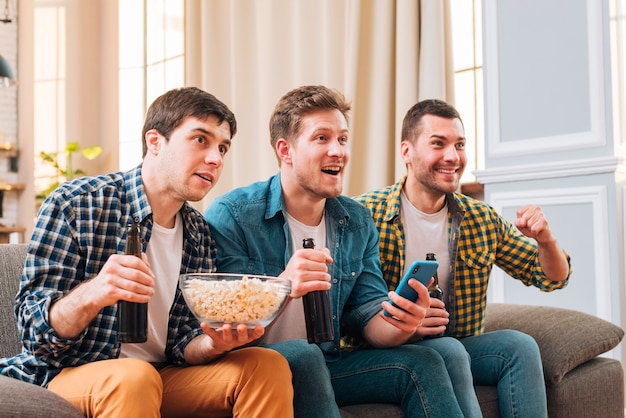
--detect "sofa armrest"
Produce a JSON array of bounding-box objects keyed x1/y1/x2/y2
[{"x1": 484, "y1": 303, "x2": 624, "y2": 386}]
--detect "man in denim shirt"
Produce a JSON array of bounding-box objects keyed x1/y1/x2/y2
[{"x1": 205, "y1": 85, "x2": 468, "y2": 418}]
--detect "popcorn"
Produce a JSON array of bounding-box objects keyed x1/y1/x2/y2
[{"x1": 184, "y1": 276, "x2": 289, "y2": 324}]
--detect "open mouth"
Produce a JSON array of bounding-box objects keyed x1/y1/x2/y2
[
  {"x1": 321, "y1": 166, "x2": 341, "y2": 176},
  {"x1": 196, "y1": 173, "x2": 213, "y2": 182},
  {"x1": 436, "y1": 167, "x2": 457, "y2": 175}
]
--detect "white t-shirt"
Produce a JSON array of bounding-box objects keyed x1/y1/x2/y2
[
  {"x1": 120, "y1": 213, "x2": 183, "y2": 362},
  {"x1": 400, "y1": 191, "x2": 450, "y2": 299},
  {"x1": 261, "y1": 212, "x2": 326, "y2": 344}
]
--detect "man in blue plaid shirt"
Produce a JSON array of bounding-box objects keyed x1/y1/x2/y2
[
  {"x1": 356, "y1": 99, "x2": 572, "y2": 418},
  {"x1": 0, "y1": 87, "x2": 294, "y2": 417}
]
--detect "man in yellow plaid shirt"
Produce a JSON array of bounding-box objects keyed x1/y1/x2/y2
[{"x1": 355, "y1": 99, "x2": 571, "y2": 418}]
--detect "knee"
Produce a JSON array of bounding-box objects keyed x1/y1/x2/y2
[
  {"x1": 437, "y1": 337, "x2": 472, "y2": 365},
  {"x1": 498, "y1": 329, "x2": 540, "y2": 355},
  {"x1": 265, "y1": 340, "x2": 327, "y2": 375},
  {"x1": 398, "y1": 345, "x2": 448, "y2": 373},
  {"x1": 106, "y1": 358, "x2": 163, "y2": 396},
  {"x1": 235, "y1": 347, "x2": 293, "y2": 380}
]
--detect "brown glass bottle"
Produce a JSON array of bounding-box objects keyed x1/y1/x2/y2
[
  {"x1": 117, "y1": 224, "x2": 148, "y2": 343},
  {"x1": 302, "y1": 238, "x2": 334, "y2": 344},
  {"x1": 425, "y1": 252, "x2": 444, "y2": 338},
  {"x1": 425, "y1": 253, "x2": 443, "y2": 301}
]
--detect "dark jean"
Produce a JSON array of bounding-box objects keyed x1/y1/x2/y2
[
  {"x1": 419, "y1": 330, "x2": 547, "y2": 418},
  {"x1": 460, "y1": 330, "x2": 547, "y2": 418},
  {"x1": 269, "y1": 340, "x2": 464, "y2": 418},
  {"x1": 327, "y1": 344, "x2": 464, "y2": 418},
  {"x1": 415, "y1": 336, "x2": 482, "y2": 417},
  {"x1": 266, "y1": 340, "x2": 342, "y2": 418}
]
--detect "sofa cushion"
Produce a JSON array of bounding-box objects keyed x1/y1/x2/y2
[
  {"x1": 0, "y1": 244, "x2": 27, "y2": 358},
  {"x1": 546, "y1": 357, "x2": 624, "y2": 418},
  {"x1": 0, "y1": 375, "x2": 83, "y2": 418},
  {"x1": 484, "y1": 303, "x2": 624, "y2": 386}
]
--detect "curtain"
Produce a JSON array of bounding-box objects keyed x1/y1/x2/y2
[{"x1": 185, "y1": 0, "x2": 454, "y2": 208}]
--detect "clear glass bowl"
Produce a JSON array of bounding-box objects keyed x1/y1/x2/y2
[{"x1": 179, "y1": 272, "x2": 291, "y2": 328}]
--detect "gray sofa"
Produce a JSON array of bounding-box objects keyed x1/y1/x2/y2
[{"x1": 0, "y1": 243, "x2": 624, "y2": 418}]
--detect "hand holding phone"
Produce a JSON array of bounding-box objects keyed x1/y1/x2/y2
[{"x1": 384, "y1": 259, "x2": 438, "y2": 317}]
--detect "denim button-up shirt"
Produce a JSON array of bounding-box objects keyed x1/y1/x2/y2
[{"x1": 205, "y1": 173, "x2": 388, "y2": 361}]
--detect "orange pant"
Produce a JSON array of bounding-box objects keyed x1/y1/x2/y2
[{"x1": 47, "y1": 347, "x2": 294, "y2": 418}]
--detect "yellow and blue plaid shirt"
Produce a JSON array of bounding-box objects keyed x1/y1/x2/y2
[{"x1": 355, "y1": 176, "x2": 571, "y2": 338}]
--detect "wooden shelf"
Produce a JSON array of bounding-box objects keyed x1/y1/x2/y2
[
  {"x1": 0, "y1": 142, "x2": 18, "y2": 158},
  {"x1": 0, "y1": 225, "x2": 26, "y2": 243},
  {"x1": 0, "y1": 142, "x2": 15, "y2": 151},
  {"x1": 0, "y1": 183, "x2": 24, "y2": 191},
  {"x1": 0, "y1": 143, "x2": 25, "y2": 242}
]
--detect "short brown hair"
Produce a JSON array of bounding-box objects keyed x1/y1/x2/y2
[
  {"x1": 141, "y1": 87, "x2": 237, "y2": 157},
  {"x1": 401, "y1": 99, "x2": 463, "y2": 144},
  {"x1": 269, "y1": 85, "x2": 351, "y2": 154}
]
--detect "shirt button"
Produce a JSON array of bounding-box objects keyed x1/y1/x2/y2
[
  {"x1": 351, "y1": 272, "x2": 355, "y2": 277},
  {"x1": 333, "y1": 279, "x2": 338, "y2": 284}
]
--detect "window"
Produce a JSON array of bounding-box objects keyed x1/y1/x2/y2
[
  {"x1": 33, "y1": 0, "x2": 66, "y2": 196},
  {"x1": 118, "y1": 0, "x2": 184, "y2": 170},
  {"x1": 451, "y1": 0, "x2": 483, "y2": 185}
]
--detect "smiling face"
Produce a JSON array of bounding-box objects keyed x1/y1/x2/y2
[
  {"x1": 401, "y1": 114, "x2": 466, "y2": 211},
  {"x1": 278, "y1": 109, "x2": 349, "y2": 203},
  {"x1": 144, "y1": 115, "x2": 232, "y2": 205}
]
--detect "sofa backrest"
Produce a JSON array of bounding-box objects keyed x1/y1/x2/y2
[{"x1": 0, "y1": 244, "x2": 27, "y2": 358}]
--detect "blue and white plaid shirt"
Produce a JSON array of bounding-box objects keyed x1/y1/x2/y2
[{"x1": 0, "y1": 164, "x2": 214, "y2": 386}]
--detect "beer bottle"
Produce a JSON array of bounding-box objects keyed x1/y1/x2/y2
[
  {"x1": 117, "y1": 224, "x2": 148, "y2": 343},
  {"x1": 425, "y1": 253, "x2": 443, "y2": 301},
  {"x1": 425, "y1": 252, "x2": 444, "y2": 338},
  {"x1": 302, "y1": 238, "x2": 334, "y2": 344}
]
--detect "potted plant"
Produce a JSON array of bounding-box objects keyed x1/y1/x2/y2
[{"x1": 36, "y1": 142, "x2": 103, "y2": 205}]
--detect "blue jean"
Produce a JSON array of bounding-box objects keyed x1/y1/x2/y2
[
  {"x1": 459, "y1": 330, "x2": 547, "y2": 418},
  {"x1": 266, "y1": 340, "x2": 342, "y2": 418},
  {"x1": 415, "y1": 337, "x2": 483, "y2": 418},
  {"x1": 327, "y1": 344, "x2": 464, "y2": 418}
]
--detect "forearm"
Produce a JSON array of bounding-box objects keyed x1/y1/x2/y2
[
  {"x1": 49, "y1": 282, "x2": 103, "y2": 338},
  {"x1": 537, "y1": 238, "x2": 570, "y2": 281},
  {"x1": 183, "y1": 334, "x2": 225, "y2": 365},
  {"x1": 363, "y1": 315, "x2": 413, "y2": 348}
]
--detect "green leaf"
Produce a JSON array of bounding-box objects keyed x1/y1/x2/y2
[
  {"x1": 81, "y1": 145, "x2": 103, "y2": 160},
  {"x1": 39, "y1": 151, "x2": 57, "y2": 163},
  {"x1": 65, "y1": 142, "x2": 81, "y2": 153}
]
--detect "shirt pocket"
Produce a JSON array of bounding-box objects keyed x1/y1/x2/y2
[
  {"x1": 336, "y1": 258, "x2": 363, "y2": 284},
  {"x1": 459, "y1": 248, "x2": 494, "y2": 272},
  {"x1": 333, "y1": 259, "x2": 363, "y2": 311},
  {"x1": 246, "y1": 259, "x2": 284, "y2": 278}
]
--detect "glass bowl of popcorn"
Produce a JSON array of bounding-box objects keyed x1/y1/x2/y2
[{"x1": 179, "y1": 273, "x2": 292, "y2": 328}]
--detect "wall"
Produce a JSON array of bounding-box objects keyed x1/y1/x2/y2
[
  {"x1": 12, "y1": 0, "x2": 119, "y2": 241},
  {"x1": 0, "y1": 8, "x2": 20, "y2": 241},
  {"x1": 477, "y1": 0, "x2": 625, "y2": 372}
]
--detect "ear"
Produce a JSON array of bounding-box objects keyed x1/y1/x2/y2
[
  {"x1": 275, "y1": 138, "x2": 292, "y2": 165},
  {"x1": 400, "y1": 140, "x2": 412, "y2": 164},
  {"x1": 144, "y1": 129, "x2": 161, "y2": 155}
]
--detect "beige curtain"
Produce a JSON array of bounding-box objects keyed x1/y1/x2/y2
[{"x1": 186, "y1": 0, "x2": 454, "y2": 209}]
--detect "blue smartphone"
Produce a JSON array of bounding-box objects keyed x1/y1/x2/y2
[{"x1": 384, "y1": 259, "x2": 439, "y2": 317}]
